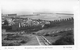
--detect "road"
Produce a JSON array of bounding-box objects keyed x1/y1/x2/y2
[{"x1": 21, "y1": 34, "x2": 51, "y2": 46}]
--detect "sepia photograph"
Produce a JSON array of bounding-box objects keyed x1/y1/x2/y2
[{"x1": 1, "y1": 0, "x2": 75, "y2": 46}]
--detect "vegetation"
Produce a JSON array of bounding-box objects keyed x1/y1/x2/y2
[
  {"x1": 2, "y1": 34, "x2": 29, "y2": 46},
  {"x1": 51, "y1": 30, "x2": 74, "y2": 45},
  {"x1": 3, "y1": 20, "x2": 9, "y2": 25},
  {"x1": 2, "y1": 17, "x2": 74, "y2": 45}
]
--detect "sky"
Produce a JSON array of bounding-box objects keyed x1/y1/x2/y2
[
  {"x1": 1, "y1": 0, "x2": 78, "y2": 20},
  {"x1": 1, "y1": 0, "x2": 77, "y2": 14}
]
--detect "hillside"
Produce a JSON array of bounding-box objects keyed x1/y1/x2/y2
[{"x1": 35, "y1": 17, "x2": 74, "y2": 45}]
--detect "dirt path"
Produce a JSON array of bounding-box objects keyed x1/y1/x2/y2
[{"x1": 21, "y1": 34, "x2": 39, "y2": 45}]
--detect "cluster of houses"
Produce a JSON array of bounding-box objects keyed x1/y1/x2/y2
[{"x1": 2, "y1": 14, "x2": 50, "y2": 31}]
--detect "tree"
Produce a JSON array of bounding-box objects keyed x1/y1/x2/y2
[{"x1": 3, "y1": 20, "x2": 9, "y2": 25}]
